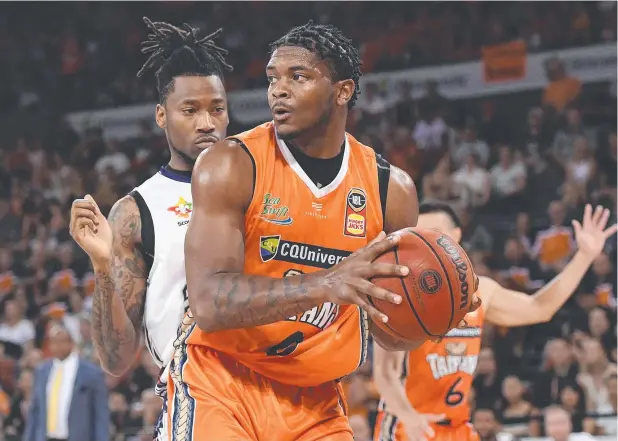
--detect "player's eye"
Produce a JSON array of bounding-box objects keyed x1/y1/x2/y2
[
  {"x1": 267, "y1": 76, "x2": 277, "y2": 84},
  {"x1": 213, "y1": 107, "x2": 226, "y2": 113},
  {"x1": 292, "y1": 73, "x2": 307, "y2": 82},
  {"x1": 182, "y1": 108, "x2": 196, "y2": 115}
]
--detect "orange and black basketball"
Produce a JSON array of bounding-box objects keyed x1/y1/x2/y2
[{"x1": 370, "y1": 228, "x2": 478, "y2": 342}]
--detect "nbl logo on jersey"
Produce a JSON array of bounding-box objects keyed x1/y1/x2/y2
[{"x1": 344, "y1": 187, "x2": 367, "y2": 238}]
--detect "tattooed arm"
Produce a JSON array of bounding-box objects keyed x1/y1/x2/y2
[
  {"x1": 186, "y1": 141, "x2": 403, "y2": 333},
  {"x1": 72, "y1": 195, "x2": 146, "y2": 375}
]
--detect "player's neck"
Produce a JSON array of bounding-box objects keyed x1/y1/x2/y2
[
  {"x1": 290, "y1": 115, "x2": 347, "y2": 159},
  {"x1": 167, "y1": 157, "x2": 193, "y2": 173}
]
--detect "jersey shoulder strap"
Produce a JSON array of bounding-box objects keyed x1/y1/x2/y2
[
  {"x1": 129, "y1": 190, "x2": 155, "y2": 273},
  {"x1": 375, "y1": 153, "x2": 391, "y2": 227}
]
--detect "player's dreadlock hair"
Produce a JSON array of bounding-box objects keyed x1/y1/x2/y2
[
  {"x1": 269, "y1": 21, "x2": 362, "y2": 108},
  {"x1": 137, "y1": 17, "x2": 233, "y2": 104}
]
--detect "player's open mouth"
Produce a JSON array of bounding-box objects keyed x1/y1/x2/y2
[{"x1": 272, "y1": 105, "x2": 292, "y2": 122}]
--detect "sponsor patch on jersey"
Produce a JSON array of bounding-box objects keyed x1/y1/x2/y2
[
  {"x1": 444, "y1": 326, "x2": 482, "y2": 338},
  {"x1": 259, "y1": 236, "x2": 351, "y2": 269},
  {"x1": 344, "y1": 187, "x2": 367, "y2": 238},
  {"x1": 167, "y1": 197, "x2": 193, "y2": 221},
  {"x1": 260, "y1": 193, "x2": 293, "y2": 226}
]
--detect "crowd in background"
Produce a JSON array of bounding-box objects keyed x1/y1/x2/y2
[{"x1": 0, "y1": 3, "x2": 616, "y2": 441}]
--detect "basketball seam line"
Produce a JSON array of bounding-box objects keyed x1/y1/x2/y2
[
  {"x1": 393, "y1": 247, "x2": 441, "y2": 337},
  {"x1": 408, "y1": 231, "x2": 456, "y2": 333}
]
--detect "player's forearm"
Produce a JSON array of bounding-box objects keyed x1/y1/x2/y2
[
  {"x1": 189, "y1": 272, "x2": 327, "y2": 332},
  {"x1": 530, "y1": 251, "x2": 594, "y2": 322},
  {"x1": 374, "y1": 366, "x2": 417, "y2": 420},
  {"x1": 91, "y1": 263, "x2": 140, "y2": 375}
]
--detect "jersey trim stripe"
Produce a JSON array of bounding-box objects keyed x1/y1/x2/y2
[
  {"x1": 377, "y1": 412, "x2": 399, "y2": 441},
  {"x1": 129, "y1": 190, "x2": 155, "y2": 273},
  {"x1": 227, "y1": 138, "x2": 257, "y2": 207},
  {"x1": 275, "y1": 131, "x2": 351, "y2": 199},
  {"x1": 356, "y1": 306, "x2": 369, "y2": 369},
  {"x1": 375, "y1": 153, "x2": 391, "y2": 228}
]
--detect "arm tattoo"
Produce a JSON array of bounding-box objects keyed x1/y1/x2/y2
[
  {"x1": 91, "y1": 197, "x2": 147, "y2": 372},
  {"x1": 201, "y1": 272, "x2": 320, "y2": 331}
]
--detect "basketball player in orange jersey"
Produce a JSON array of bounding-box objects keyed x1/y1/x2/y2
[
  {"x1": 168, "y1": 22, "x2": 480, "y2": 441},
  {"x1": 373, "y1": 201, "x2": 617, "y2": 441}
]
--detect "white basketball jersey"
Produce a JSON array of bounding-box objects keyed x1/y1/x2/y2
[{"x1": 132, "y1": 167, "x2": 192, "y2": 368}]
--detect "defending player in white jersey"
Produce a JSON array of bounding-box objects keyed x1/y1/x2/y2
[{"x1": 69, "y1": 17, "x2": 232, "y2": 441}]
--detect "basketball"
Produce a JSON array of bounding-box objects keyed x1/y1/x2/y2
[{"x1": 369, "y1": 228, "x2": 478, "y2": 342}]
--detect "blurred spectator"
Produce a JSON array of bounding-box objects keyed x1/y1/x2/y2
[
  {"x1": 452, "y1": 154, "x2": 491, "y2": 208},
  {"x1": 3, "y1": 368, "x2": 32, "y2": 440},
  {"x1": 473, "y1": 348, "x2": 502, "y2": 411},
  {"x1": 472, "y1": 407, "x2": 514, "y2": 441},
  {"x1": 499, "y1": 375, "x2": 536, "y2": 437},
  {"x1": 489, "y1": 145, "x2": 527, "y2": 213},
  {"x1": 542, "y1": 58, "x2": 582, "y2": 114},
  {"x1": 421, "y1": 156, "x2": 454, "y2": 202},
  {"x1": 23, "y1": 324, "x2": 109, "y2": 441},
  {"x1": 542, "y1": 405, "x2": 595, "y2": 441},
  {"x1": 0, "y1": 300, "x2": 34, "y2": 348},
  {"x1": 515, "y1": 212, "x2": 534, "y2": 256},
  {"x1": 532, "y1": 201, "x2": 575, "y2": 271},
  {"x1": 552, "y1": 108, "x2": 595, "y2": 162},
  {"x1": 594, "y1": 371, "x2": 617, "y2": 435},
  {"x1": 576, "y1": 338, "x2": 617, "y2": 414},
  {"x1": 452, "y1": 122, "x2": 490, "y2": 168},
  {"x1": 558, "y1": 384, "x2": 595, "y2": 434},
  {"x1": 533, "y1": 338, "x2": 579, "y2": 409}
]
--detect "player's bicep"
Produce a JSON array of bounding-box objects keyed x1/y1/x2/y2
[
  {"x1": 185, "y1": 142, "x2": 254, "y2": 299},
  {"x1": 384, "y1": 166, "x2": 419, "y2": 234},
  {"x1": 107, "y1": 196, "x2": 148, "y2": 330}
]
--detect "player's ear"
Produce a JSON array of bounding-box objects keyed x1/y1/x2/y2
[
  {"x1": 335, "y1": 79, "x2": 355, "y2": 107},
  {"x1": 155, "y1": 104, "x2": 167, "y2": 130}
]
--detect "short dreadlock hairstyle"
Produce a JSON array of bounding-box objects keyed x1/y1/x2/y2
[
  {"x1": 137, "y1": 17, "x2": 233, "y2": 104},
  {"x1": 270, "y1": 21, "x2": 362, "y2": 108}
]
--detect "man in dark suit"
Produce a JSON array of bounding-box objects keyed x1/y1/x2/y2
[{"x1": 23, "y1": 323, "x2": 109, "y2": 441}]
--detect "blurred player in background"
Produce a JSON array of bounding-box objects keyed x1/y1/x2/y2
[
  {"x1": 68, "y1": 17, "x2": 232, "y2": 441},
  {"x1": 168, "y1": 21, "x2": 479, "y2": 441},
  {"x1": 374, "y1": 202, "x2": 617, "y2": 441}
]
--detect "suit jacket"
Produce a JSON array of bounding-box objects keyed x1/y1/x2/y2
[{"x1": 23, "y1": 358, "x2": 109, "y2": 441}]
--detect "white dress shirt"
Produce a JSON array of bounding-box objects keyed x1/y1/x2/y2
[{"x1": 46, "y1": 352, "x2": 79, "y2": 439}]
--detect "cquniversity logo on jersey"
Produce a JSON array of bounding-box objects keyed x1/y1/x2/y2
[
  {"x1": 260, "y1": 193, "x2": 293, "y2": 226},
  {"x1": 260, "y1": 235, "x2": 281, "y2": 262}
]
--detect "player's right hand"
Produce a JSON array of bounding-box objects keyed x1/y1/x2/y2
[
  {"x1": 402, "y1": 411, "x2": 446, "y2": 441},
  {"x1": 70, "y1": 195, "x2": 113, "y2": 266},
  {"x1": 322, "y1": 231, "x2": 408, "y2": 323}
]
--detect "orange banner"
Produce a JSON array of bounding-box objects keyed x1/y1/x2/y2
[{"x1": 482, "y1": 40, "x2": 527, "y2": 83}]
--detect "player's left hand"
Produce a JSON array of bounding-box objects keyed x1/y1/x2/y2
[{"x1": 572, "y1": 204, "x2": 618, "y2": 261}]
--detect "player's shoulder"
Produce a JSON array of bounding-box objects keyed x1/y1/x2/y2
[
  {"x1": 109, "y1": 194, "x2": 140, "y2": 222},
  {"x1": 230, "y1": 121, "x2": 274, "y2": 144}
]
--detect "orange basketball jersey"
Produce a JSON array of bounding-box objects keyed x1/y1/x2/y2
[
  {"x1": 379, "y1": 307, "x2": 484, "y2": 427},
  {"x1": 185, "y1": 122, "x2": 390, "y2": 387}
]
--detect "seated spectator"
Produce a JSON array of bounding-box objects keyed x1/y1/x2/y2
[
  {"x1": 552, "y1": 108, "x2": 594, "y2": 162},
  {"x1": 532, "y1": 201, "x2": 575, "y2": 271},
  {"x1": 386, "y1": 126, "x2": 423, "y2": 181},
  {"x1": 561, "y1": 182, "x2": 587, "y2": 227},
  {"x1": 542, "y1": 57, "x2": 582, "y2": 114},
  {"x1": 594, "y1": 371, "x2": 617, "y2": 435},
  {"x1": 542, "y1": 405, "x2": 595, "y2": 441},
  {"x1": 490, "y1": 145, "x2": 527, "y2": 213},
  {"x1": 451, "y1": 154, "x2": 491, "y2": 208},
  {"x1": 473, "y1": 407, "x2": 514, "y2": 441},
  {"x1": 499, "y1": 375, "x2": 536, "y2": 437},
  {"x1": 587, "y1": 307, "x2": 617, "y2": 361},
  {"x1": 565, "y1": 136, "x2": 596, "y2": 190},
  {"x1": 514, "y1": 212, "x2": 534, "y2": 256},
  {"x1": 473, "y1": 347, "x2": 503, "y2": 411},
  {"x1": 459, "y1": 208, "x2": 494, "y2": 256},
  {"x1": 533, "y1": 338, "x2": 579, "y2": 409},
  {"x1": 519, "y1": 107, "x2": 553, "y2": 162},
  {"x1": 559, "y1": 383, "x2": 595, "y2": 434},
  {"x1": 0, "y1": 300, "x2": 35, "y2": 349},
  {"x1": 451, "y1": 121, "x2": 490, "y2": 168},
  {"x1": 495, "y1": 237, "x2": 545, "y2": 291},
  {"x1": 3, "y1": 368, "x2": 32, "y2": 440},
  {"x1": 576, "y1": 338, "x2": 617, "y2": 415},
  {"x1": 422, "y1": 156, "x2": 453, "y2": 201},
  {"x1": 586, "y1": 253, "x2": 616, "y2": 310}
]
